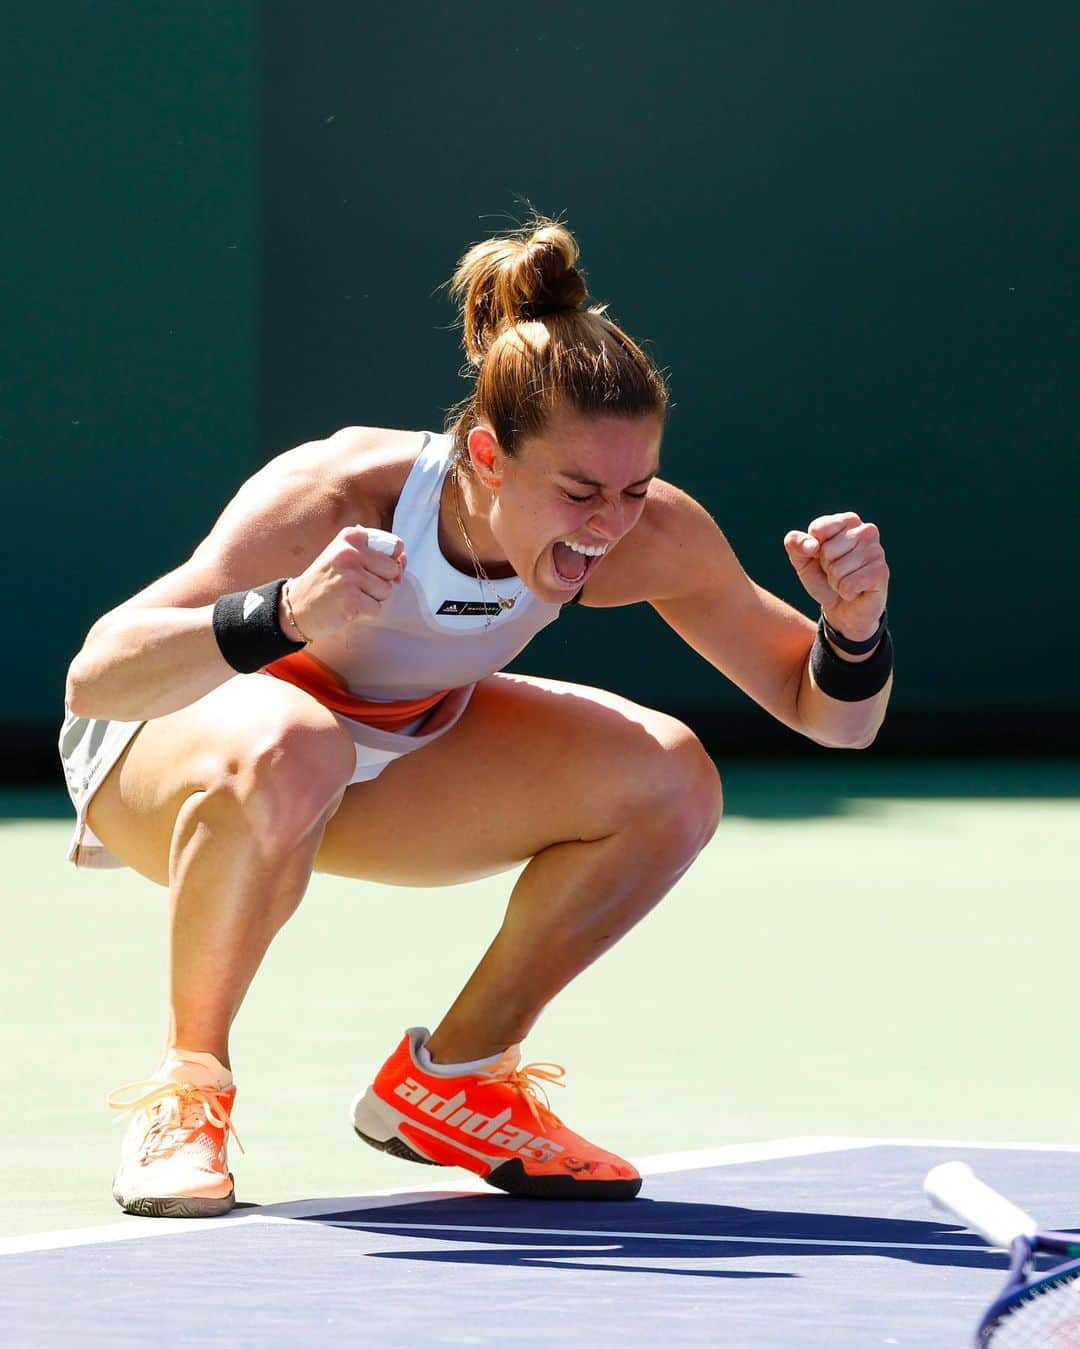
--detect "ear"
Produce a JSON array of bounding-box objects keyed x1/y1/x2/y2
[{"x1": 466, "y1": 425, "x2": 505, "y2": 490}]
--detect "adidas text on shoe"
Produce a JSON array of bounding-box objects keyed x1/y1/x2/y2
[{"x1": 351, "y1": 1028, "x2": 641, "y2": 1200}]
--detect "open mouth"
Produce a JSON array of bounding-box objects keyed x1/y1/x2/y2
[{"x1": 551, "y1": 539, "x2": 608, "y2": 587}]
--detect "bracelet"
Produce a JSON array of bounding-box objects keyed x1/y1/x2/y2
[
  {"x1": 211, "y1": 578, "x2": 306, "y2": 673},
  {"x1": 821, "y1": 608, "x2": 887, "y2": 656},
  {"x1": 282, "y1": 579, "x2": 312, "y2": 644},
  {"x1": 810, "y1": 618, "x2": 893, "y2": 702}
]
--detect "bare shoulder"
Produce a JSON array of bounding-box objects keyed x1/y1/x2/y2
[
  {"x1": 579, "y1": 478, "x2": 739, "y2": 607},
  {"x1": 252, "y1": 424, "x2": 422, "y2": 525},
  {"x1": 200, "y1": 425, "x2": 424, "y2": 564},
  {"x1": 118, "y1": 426, "x2": 426, "y2": 611},
  {"x1": 319, "y1": 425, "x2": 427, "y2": 521}
]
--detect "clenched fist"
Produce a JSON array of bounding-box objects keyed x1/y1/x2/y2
[
  {"x1": 784, "y1": 512, "x2": 889, "y2": 642},
  {"x1": 283, "y1": 525, "x2": 406, "y2": 642}
]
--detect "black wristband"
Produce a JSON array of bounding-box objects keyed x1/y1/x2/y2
[
  {"x1": 821, "y1": 608, "x2": 888, "y2": 655},
  {"x1": 212, "y1": 578, "x2": 306, "y2": 674},
  {"x1": 810, "y1": 618, "x2": 893, "y2": 702}
]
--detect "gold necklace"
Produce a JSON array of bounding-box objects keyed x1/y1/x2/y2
[{"x1": 452, "y1": 466, "x2": 524, "y2": 615}]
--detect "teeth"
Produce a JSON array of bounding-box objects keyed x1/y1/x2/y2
[{"x1": 563, "y1": 540, "x2": 608, "y2": 557}]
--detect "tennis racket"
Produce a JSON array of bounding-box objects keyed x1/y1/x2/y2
[{"x1": 924, "y1": 1161, "x2": 1080, "y2": 1347}]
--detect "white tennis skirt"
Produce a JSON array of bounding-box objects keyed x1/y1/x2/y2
[{"x1": 58, "y1": 676, "x2": 476, "y2": 870}]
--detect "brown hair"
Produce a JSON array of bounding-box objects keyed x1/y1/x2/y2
[{"x1": 446, "y1": 217, "x2": 667, "y2": 465}]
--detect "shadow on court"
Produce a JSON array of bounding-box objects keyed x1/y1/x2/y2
[{"x1": 309, "y1": 1191, "x2": 1002, "y2": 1277}]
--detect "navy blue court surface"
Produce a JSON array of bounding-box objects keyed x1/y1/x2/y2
[{"x1": 4, "y1": 1139, "x2": 1078, "y2": 1347}]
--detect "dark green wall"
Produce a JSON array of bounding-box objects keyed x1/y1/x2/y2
[
  {"x1": 261, "y1": 1, "x2": 1079, "y2": 742},
  {"x1": 6, "y1": 4, "x2": 258, "y2": 727},
  {"x1": 8, "y1": 3, "x2": 1079, "y2": 761}
]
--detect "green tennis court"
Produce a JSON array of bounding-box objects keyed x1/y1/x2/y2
[{"x1": 4, "y1": 756, "x2": 1076, "y2": 1242}]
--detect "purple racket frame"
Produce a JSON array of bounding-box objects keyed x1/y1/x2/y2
[{"x1": 977, "y1": 1231, "x2": 1080, "y2": 1347}]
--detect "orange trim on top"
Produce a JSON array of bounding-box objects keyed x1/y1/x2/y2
[{"x1": 264, "y1": 650, "x2": 449, "y2": 732}]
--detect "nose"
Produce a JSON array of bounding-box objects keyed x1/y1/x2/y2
[{"x1": 587, "y1": 496, "x2": 631, "y2": 541}]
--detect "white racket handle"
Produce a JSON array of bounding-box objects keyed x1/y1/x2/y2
[
  {"x1": 924, "y1": 1162, "x2": 1038, "y2": 1249},
  {"x1": 363, "y1": 528, "x2": 404, "y2": 557}
]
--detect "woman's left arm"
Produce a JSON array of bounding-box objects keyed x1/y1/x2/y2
[{"x1": 618, "y1": 484, "x2": 892, "y2": 749}]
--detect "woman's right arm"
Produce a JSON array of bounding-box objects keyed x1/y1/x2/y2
[
  {"x1": 63, "y1": 450, "x2": 335, "y2": 721},
  {"x1": 66, "y1": 598, "x2": 231, "y2": 723},
  {"x1": 64, "y1": 438, "x2": 404, "y2": 722}
]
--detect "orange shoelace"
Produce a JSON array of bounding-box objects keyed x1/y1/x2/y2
[
  {"x1": 106, "y1": 1080, "x2": 245, "y2": 1160},
  {"x1": 478, "y1": 1061, "x2": 566, "y2": 1129}
]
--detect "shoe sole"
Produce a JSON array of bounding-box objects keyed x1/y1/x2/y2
[
  {"x1": 351, "y1": 1088, "x2": 442, "y2": 1166},
  {"x1": 351, "y1": 1088, "x2": 641, "y2": 1200},
  {"x1": 113, "y1": 1182, "x2": 236, "y2": 1219},
  {"x1": 484, "y1": 1157, "x2": 641, "y2": 1201}
]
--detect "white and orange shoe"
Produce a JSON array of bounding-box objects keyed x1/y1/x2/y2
[
  {"x1": 107, "y1": 1048, "x2": 241, "y2": 1218},
  {"x1": 351, "y1": 1027, "x2": 641, "y2": 1200}
]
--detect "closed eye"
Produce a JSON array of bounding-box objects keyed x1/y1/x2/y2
[{"x1": 563, "y1": 489, "x2": 649, "y2": 504}]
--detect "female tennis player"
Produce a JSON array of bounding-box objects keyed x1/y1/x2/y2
[{"x1": 61, "y1": 217, "x2": 892, "y2": 1216}]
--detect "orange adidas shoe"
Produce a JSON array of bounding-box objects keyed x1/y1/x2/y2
[
  {"x1": 107, "y1": 1049, "x2": 241, "y2": 1218},
  {"x1": 351, "y1": 1027, "x2": 641, "y2": 1200}
]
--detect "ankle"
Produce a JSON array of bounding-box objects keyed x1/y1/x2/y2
[
  {"x1": 168, "y1": 1034, "x2": 230, "y2": 1072},
  {"x1": 159, "y1": 1045, "x2": 234, "y2": 1088},
  {"x1": 422, "y1": 1032, "x2": 515, "y2": 1074}
]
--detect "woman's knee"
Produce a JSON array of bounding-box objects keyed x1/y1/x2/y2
[
  {"x1": 623, "y1": 717, "x2": 723, "y2": 859},
  {"x1": 201, "y1": 714, "x2": 355, "y2": 847}
]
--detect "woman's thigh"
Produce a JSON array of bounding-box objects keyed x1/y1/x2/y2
[
  {"x1": 86, "y1": 674, "x2": 355, "y2": 884},
  {"x1": 315, "y1": 671, "x2": 720, "y2": 886}
]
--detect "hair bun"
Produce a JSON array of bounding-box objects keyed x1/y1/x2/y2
[
  {"x1": 451, "y1": 217, "x2": 589, "y2": 363},
  {"x1": 516, "y1": 226, "x2": 588, "y2": 315},
  {"x1": 445, "y1": 215, "x2": 668, "y2": 462}
]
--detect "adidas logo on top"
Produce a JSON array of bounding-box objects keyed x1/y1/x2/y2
[{"x1": 393, "y1": 1076, "x2": 563, "y2": 1163}]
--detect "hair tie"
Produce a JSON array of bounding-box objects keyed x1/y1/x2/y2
[{"x1": 519, "y1": 301, "x2": 573, "y2": 320}]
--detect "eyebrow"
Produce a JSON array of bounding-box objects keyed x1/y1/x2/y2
[{"x1": 558, "y1": 468, "x2": 659, "y2": 489}]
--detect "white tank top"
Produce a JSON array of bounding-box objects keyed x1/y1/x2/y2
[{"x1": 309, "y1": 432, "x2": 564, "y2": 699}]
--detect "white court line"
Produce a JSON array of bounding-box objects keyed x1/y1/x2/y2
[
  {"x1": 0, "y1": 1178, "x2": 490, "y2": 1256},
  {"x1": 637, "y1": 1135, "x2": 1080, "y2": 1175},
  {"x1": 2, "y1": 1134, "x2": 1076, "y2": 1258}
]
